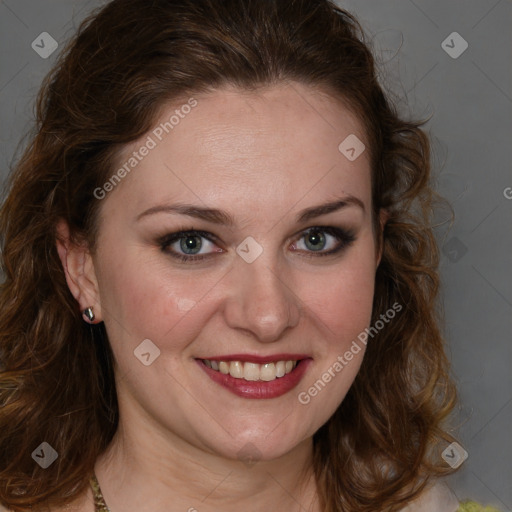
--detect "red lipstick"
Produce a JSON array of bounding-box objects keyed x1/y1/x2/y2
[{"x1": 196, "y1": 357, "x2": 312, "y2": 399}]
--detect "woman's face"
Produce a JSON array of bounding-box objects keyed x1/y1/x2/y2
[{"x1": 85, "y1": 83, "x2": 382, "y2": 462}]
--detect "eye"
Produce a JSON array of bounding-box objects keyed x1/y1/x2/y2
[
  {"x1": 159, "y1": 230, "x2": 222, "y2": 262},
  {"x1": 291, "y1": 226, "x2": 355, "y2": 257},
  {"x1": 158, "y1": 226, "x2": 356, "y2": 263}
]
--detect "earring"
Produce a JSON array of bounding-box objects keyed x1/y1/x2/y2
[{"x1": 83, "y1": 307, "x2": 95, "y2": 322}]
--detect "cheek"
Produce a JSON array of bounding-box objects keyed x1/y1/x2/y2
[
  {"x1": 293, "y1": 244, "x2": 376, "y2": 424},
  {"x1": 299, "y1": 246, "x2": 377, "y2": 346},
  {"x1": 96, "y1": 246, "x2": 219, "y2": 359}
]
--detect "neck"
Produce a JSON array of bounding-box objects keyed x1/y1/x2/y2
[{"x1": 94, "y1": 409, "x2": 319, "y2": 512}]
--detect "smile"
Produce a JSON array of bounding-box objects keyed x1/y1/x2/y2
[
  {"x1": 202, "y1": 359, "x2": 298, "y2": 381},
  {"x1": 196, "y1": 356, "x2": 311, "y2": 399}
]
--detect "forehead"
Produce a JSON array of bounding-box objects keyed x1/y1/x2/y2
[{"x1": 101, "y1": 83, "x2": 371, "y2": 220}]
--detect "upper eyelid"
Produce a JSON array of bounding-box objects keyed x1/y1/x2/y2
[{"x1": 161, "y1": 226, "x2": 352, "y2": 250}]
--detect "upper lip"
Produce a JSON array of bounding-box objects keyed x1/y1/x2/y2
[{"x1": 197, "y1": 353, "x2": 311, "y2": 364}]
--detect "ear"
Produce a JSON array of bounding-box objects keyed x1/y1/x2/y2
[
  {"x1": 55, "y1": 219, "x2": 102, "y2": 323},
  {"x1": 375, "y1": 208, "x2": 389, "y2": 268}
]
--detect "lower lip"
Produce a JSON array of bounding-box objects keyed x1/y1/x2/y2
[{"x1": 196, "y1": 359, "x2": 311, "y2": 399}]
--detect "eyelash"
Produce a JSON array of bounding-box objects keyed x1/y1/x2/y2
[{"x1": 157, "y1": 226, "x2": 356, "y2": 263}]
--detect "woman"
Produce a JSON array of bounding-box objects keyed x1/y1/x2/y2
[{"x1": 0, "y1": 0, "x2": 500, "y2": 511}]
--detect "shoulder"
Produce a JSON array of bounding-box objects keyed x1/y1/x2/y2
[
  {"x1": 399, "y1": 480, "x2": 459, "y2": 512},
  {"x1": 457, "y1": 502, "x2": 503, "y2": 512},
  {"x1": 398, "y1": 481, "x2": 504, "y2": 512}
]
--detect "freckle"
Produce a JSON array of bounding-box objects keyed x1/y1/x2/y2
[{"x1": 177, "y1": 298, "x2": 196, "y2": 311}]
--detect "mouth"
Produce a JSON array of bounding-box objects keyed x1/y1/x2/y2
[
  {"x1": 202, "y1": 358, "x2": 298, "y2": 381},
  {"x1": 196, "y1": 355, "x2": 311, "y2": 399}
]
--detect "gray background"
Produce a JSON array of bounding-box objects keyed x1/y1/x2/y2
[{"x1": 1, "y1": 0, "x2": 510, "y2": 509}]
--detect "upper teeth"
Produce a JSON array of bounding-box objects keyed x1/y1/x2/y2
[{"x1": 203, "y1": 359, "x2": 297, "y2": 381}]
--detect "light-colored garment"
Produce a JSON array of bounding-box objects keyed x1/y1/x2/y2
[
  {"x1": 458, "y1": 503, "x2": 503, "y2": 512},
  {"x1": 399, "y1": 481, "x2": 502, "y2": 512},
  {"x1": 400, "y1": 480, "x2": 459, "y2": 512}
]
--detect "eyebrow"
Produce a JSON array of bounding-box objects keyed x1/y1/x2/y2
[{"x1": 135, "y1": 195, "x2": 365, "y2": 226}]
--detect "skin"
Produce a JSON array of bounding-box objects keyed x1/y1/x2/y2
[{"x1": 56, "y1": 81, "x2": 386, "y2": 512}]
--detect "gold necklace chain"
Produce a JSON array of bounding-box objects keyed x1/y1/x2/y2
[{"x1": 90, "y1": 474, "x2": 111, "y2": 512}]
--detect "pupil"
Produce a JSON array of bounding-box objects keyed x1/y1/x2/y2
[
  {"x1": 181, "y1": 235, "x2": 201, "y2": 254},
  {"x1": 307, "y1": 231, "x2": 325, "y2": 251}
]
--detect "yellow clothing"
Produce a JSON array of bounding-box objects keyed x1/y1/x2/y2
[{"x1": 458, "y1": 502, "x2": 502, "y2": 512}]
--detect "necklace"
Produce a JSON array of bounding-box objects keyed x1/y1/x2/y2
[{"x1": 90, "y1": 473, "x2": 111, "y2": 512}]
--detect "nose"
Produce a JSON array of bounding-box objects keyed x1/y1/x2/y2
[{"x1": 223, "y1": 255, "x2": 301, "y2": 343}]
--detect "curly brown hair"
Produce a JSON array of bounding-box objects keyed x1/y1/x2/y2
[{"x1": 0, "y1": 1, "x2": 459, "y2": 511}]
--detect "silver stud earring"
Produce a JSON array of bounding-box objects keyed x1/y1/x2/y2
[{"x1": 83, "y1": 307, "x2": 95, "y2": 322}]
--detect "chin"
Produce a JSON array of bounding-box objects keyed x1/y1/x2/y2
[{"x1": 195, "y1": 416, "x2": 314, "y2": 464}]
